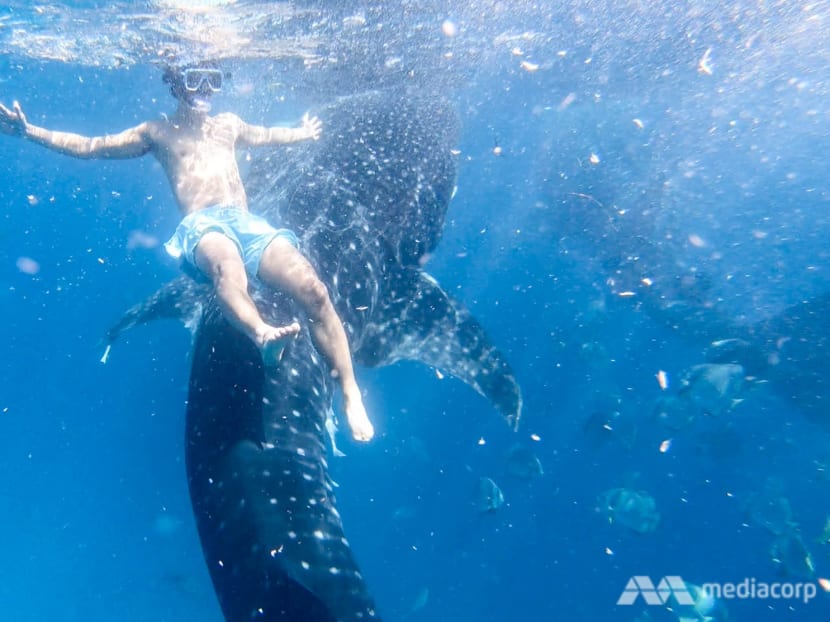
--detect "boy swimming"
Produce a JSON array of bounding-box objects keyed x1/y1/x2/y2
[{"x1": 0, "y1": 63, "x2": 374, "y2": 441}]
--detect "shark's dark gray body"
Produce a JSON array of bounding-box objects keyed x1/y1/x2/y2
[{"x1": 111, "y1": 91, "x2": 521, "y2": 621}]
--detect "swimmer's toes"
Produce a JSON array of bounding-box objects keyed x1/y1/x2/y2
[{"x1": 352, "y1": 422, "x2": 375, "y2": 442}]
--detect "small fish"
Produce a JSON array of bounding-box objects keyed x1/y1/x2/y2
[
  {"x1": 817, "y1": 517, "x2": 830, "y2": 545},
  {"x1": 408, "y1": 586, "x2": 429, "y2": 614},
  {"x1": 770, "y1": 530, "x2": 815, "y2": 579},
  {"x1": 477, "y1": 477, "x2": 505, "y2": 513},
  {"x1": 505, "y1": 444, "x2": 543, "y2": 479},
  {"x1": 598, "y1": 488, "x2": 660, "y2": 534},
  {"x1": 746, "y1": 479, "x2": 796, "y2": 536},
  {"x1": 679, "y1": 363, "x2": 747, "y2": 416},
  {"x1": 324, "y1": 408, "x2": 346, "y2": 457}
]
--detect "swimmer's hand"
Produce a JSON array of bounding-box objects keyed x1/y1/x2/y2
[
  {"x1": 0, "y1": 101, "x2": 29, "y2": 137},
  {"x1": 300, "y1": 113, "x2": 322, "y2": 141}
]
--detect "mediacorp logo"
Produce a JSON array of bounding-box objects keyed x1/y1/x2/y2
[
  {"x1": 617, "y1": 575, "x2": 820, "y2": 606},
  {"x1": 617, "y1": 576, "x2": 694, "y2": 606}
]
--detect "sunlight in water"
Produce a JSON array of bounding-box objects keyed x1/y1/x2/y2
[{"x1": 154, "y1": 0, "x2": 237, "y2": 8}]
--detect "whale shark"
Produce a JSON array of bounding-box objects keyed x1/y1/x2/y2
[{"x1": 107, "y1": 90, "x2": 522, "y2": 621}]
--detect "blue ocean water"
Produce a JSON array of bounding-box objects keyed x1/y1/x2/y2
[{"x1": 1, "y1": 2, "x2": 829, "y2": 621}]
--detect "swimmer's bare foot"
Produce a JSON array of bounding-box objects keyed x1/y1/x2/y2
[
  {"x1": 256, "y1": 321, "x2": 301, "y2": 367},
  {"x1": 343, "y1": 386, "x2": 374, "y2": 442}
]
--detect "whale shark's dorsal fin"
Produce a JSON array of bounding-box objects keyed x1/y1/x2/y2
[
  {"x1": 356, "y1": 270, "x2": 523, "y2": 430},
  {"x1": 105, "y1": 277, "x2": 209, "y2": 345}
]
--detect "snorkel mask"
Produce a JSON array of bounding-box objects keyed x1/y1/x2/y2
[
  {"x1": 182, "y1": 68, "x2": 223, "y2": 93},
  {"x1": 163, "y1": 63, "x2": 224, "y2": 113}
]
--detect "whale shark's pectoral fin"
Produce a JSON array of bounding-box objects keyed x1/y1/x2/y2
[
  {"x1": 104, "y1": 277, "x2": 210, "y2": 345},
  {"x1": 357, "y1": 270, "x2": 523, "y2": 430}
]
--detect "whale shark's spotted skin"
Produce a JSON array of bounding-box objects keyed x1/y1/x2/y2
[{"x1": 110, "y1": 91, "x2": 522, "y2": 621}]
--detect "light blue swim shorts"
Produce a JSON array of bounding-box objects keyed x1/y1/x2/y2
[{"x1": 165, "y1": 205, "x2": 299, "y2": 280}]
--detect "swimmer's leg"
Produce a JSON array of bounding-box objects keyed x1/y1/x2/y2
[
  {"x1": 194, "y1": 232, "x2": 300, "y2": 366},
  {"x1": 258, "y1": 237, "x2": 374, "y2": 441}
]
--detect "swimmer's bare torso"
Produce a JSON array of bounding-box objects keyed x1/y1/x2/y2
[
  {"x1": 148, "y1": 112, "x2": 251, "y2": 214},
  {"x1": 0, "y1": 100, "x2": 320, "y2": 215}
]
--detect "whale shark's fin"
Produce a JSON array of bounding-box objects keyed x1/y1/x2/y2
[
  {"x1": 356, "y1": 270, "x2": 523, "y2": 430},
  {"x1": 104, "y1": 277, "x2": 209, "y2": 345}
]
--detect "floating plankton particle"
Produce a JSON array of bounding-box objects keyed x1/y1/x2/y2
[
  {"x1": 688, "y1": 233, "x2": 706, "y2": 248},
  {"x1": 441, "y1": 20, "x2": 457, "y2": 37},
  {"x1": 16, "y1": 256, "x2": 40, "y2": 275},
  {"x1": 698, "y1": 47, "x2": 713, "y2": 75}
]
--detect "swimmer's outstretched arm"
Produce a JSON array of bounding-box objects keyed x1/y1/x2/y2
[
  {"x1": 235, "y1": 112, "x2": 322, "y2": 147},
  {"x1": 0, "y1": 100, "x2": 151, "y2": 159}
]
